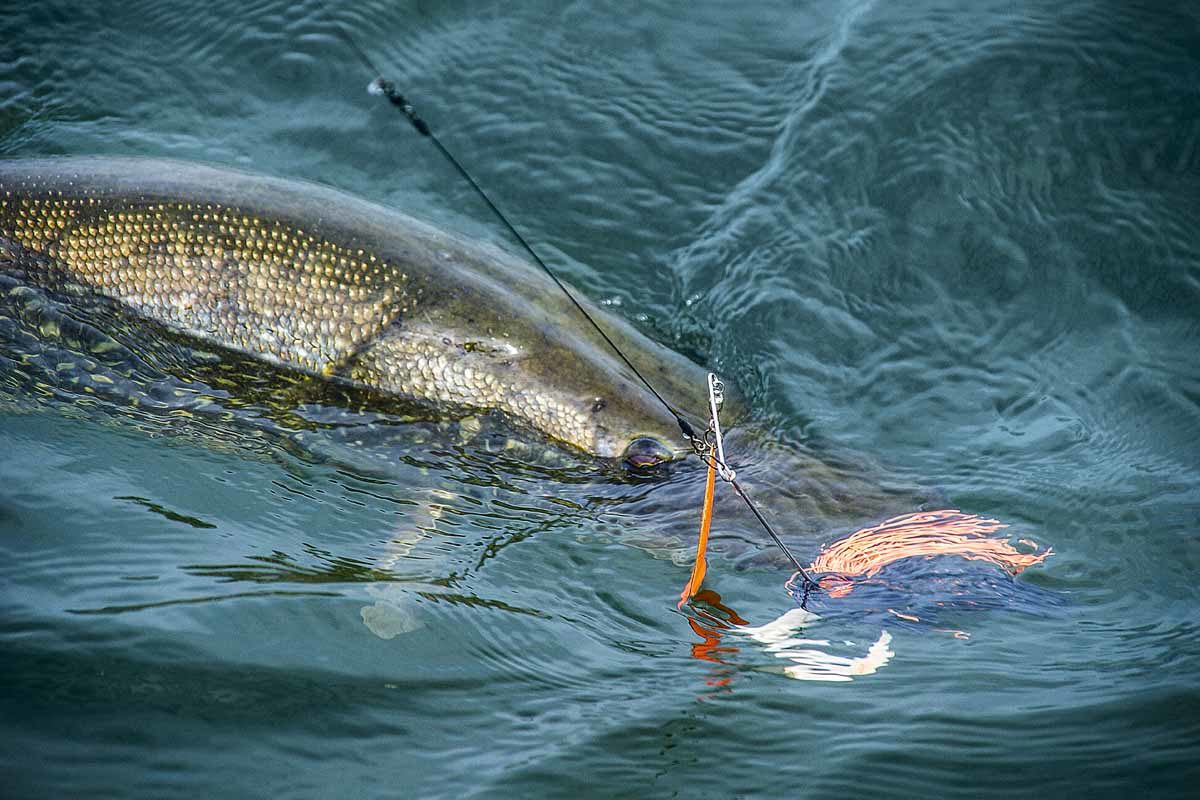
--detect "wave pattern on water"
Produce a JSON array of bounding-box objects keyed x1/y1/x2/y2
[{"x1": 2, "y1": 0, "x2": 1200, "y2": 797}]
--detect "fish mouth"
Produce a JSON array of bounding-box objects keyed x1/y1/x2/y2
[{"x1": 621, "y1": 436, "x2": 686, "y2": 470}]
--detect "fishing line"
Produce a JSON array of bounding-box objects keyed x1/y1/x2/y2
[
  {"x1": 330, "y1": 16, "x2": 695, "y2": 439},
  {"x1": 326, "y1": 14, "x2": 812, "y2": 588}
]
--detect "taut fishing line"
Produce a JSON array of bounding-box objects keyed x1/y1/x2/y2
[
  {"x1": 325, "y1": 12, "x2": 813, "y2": 592},
  {"x1": 333, "y1": 21, "x2": 694, "y2": 439}
]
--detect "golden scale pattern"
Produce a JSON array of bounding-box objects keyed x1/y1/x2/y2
[
  {"x1": 352, "y1": 333, "x2": 594, "y2": 452},
  {"x1": 1, "y1": 190, "x2": 596, "y2": 451},
  {"x1": 1, "y1": 191, "x2": 407, "y2": 376}
]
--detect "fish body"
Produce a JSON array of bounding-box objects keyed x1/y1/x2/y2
[{"x1": 0, "y1": 157, "x2": 705, "y2": 460}]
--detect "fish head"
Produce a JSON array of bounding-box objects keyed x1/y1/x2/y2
[
  {"x1": 576, "y1": 372, "x2": 696, "y2": 468},
  {"x1": 342, "y1": 217, "x2": 735, "y2": 467},
  {"x1": 472, "y1": 323, "x2": 708, "y2": 468},
  {"x1": 586, "y1": 347, "x2": 749, "y2": 470},
  {"x1": 500, "y1": 295, "x2": 728, "y2": 469},
  {"x1": 350, "y1": 309, "x2": 710, "y2": 465}
]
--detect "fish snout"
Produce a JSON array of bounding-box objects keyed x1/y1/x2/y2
[{"x1": 622, "y1": 436, "x2": 676, "y2": 470}]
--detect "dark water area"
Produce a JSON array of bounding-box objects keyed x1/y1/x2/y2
[{"x1": 2, "y1": 0, "x2": 1199, "y2": 797}]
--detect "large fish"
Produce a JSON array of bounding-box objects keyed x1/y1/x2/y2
[{"x1": 0, "y1": 157, "x2": 706, "y2": 465}]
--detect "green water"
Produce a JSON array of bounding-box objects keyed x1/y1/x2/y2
[{"x1": 2, "y1": 0, "x2": 1199, "y2": 797}]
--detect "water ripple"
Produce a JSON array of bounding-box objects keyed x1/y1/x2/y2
[{"x1": 3, "y1": 0, "x2": 1200, "y2": 795}]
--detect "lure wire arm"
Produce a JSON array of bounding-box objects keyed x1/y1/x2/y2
[
  {"x1": 680, "y1": 373, "x2": 814, "y2": 604},
  {"x1": 706, "y1": 373, "x2": 735, "y2": 483}
]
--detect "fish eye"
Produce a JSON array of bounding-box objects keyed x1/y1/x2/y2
[
  {"x1": 591, "y1": 397, "x2": 607, "y2": 413},
  {"x1": 622, "y1": 437, "x2": 672, "y2": 470}
]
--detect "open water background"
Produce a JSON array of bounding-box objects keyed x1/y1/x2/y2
[{"x1": 1, "y1": 0, "x2": 1198, "y2": 797}]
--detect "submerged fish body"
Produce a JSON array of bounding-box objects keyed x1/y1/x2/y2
[{"x1": 0, "y1": 157, "x2": 706, "y2": 461}]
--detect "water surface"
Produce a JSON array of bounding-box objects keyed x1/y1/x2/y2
[{"x1": 2, "y1": 0, "x2": 1199, "y2": 797}]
